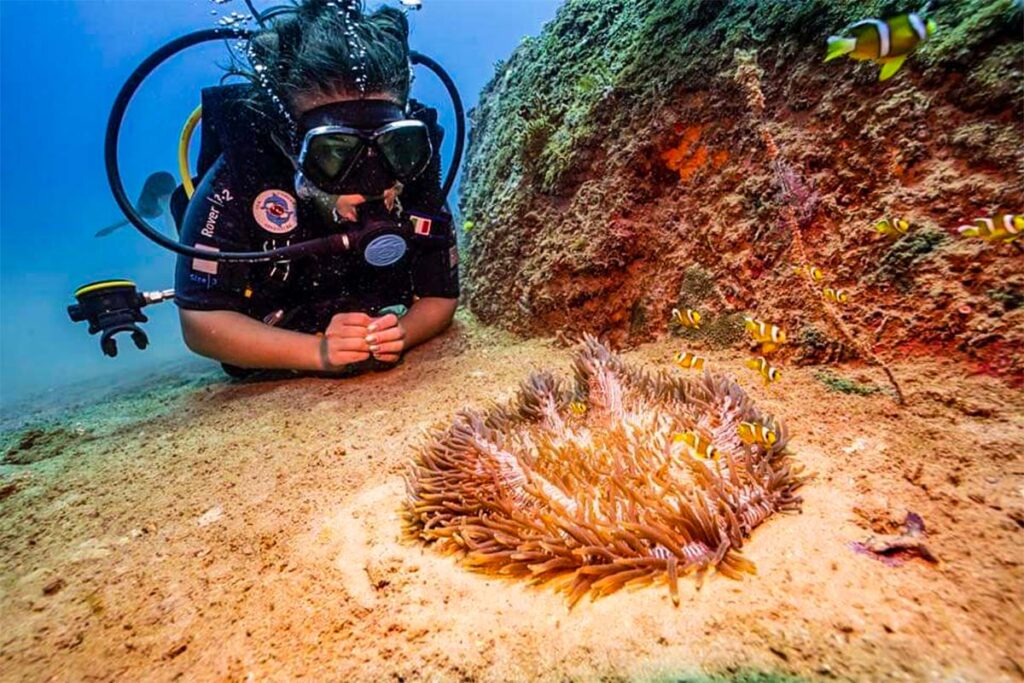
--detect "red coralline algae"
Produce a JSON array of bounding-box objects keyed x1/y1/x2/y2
[{"x1": 661, "y1": 124, "x2": 713, "y2": 181}]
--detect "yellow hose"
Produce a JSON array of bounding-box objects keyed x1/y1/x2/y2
[
  {"x1": 75, "y1": 280, "x2": 136, "y2": 297},
  {"x1": 178, "y1": 105, "x2": 203, "y2": 199}
]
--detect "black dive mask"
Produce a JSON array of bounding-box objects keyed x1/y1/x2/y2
[{"x1": 294, "y1": 100, "x2": 432, "y2": 196}]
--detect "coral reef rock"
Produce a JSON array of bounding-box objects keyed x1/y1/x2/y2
[{"x1": 460, "y1": 0, "x2": 1024, "y2": 381}]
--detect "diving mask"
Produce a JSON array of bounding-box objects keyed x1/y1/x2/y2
[{"x1": 297, "y1": 120, "x2": 433, "y2": 195}]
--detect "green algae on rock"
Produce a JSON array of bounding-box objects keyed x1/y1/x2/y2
[{"x1": 1, "y1": 425, "x2": 93, "y2": 466}]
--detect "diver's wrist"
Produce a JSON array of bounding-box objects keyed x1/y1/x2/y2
[
  {"x1": 316, "y1": 335, "x2": 334, "y2": 372},
  {"x1": 315, "y1": 334, "x2": 356, "y2": 373}
]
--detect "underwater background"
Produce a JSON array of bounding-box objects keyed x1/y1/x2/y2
[
  {"x1": 1, "y1": 1, "x2": 1022, "y2": 681},
  {"x1": 0, "y1": 0, "x2": 561, "y2": 409}
]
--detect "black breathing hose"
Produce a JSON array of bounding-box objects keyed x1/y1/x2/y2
[
  {"x1": 105, "y1": 28, "x2": 466, "y2": 263},
  {"x1": 242, "y1": 0, "x2": 267, "y2": 27},
  {"x1": 410, "y1": 50, "x2": 465, "y2": 200}
]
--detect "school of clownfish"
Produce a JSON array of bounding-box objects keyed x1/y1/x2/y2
[
  {"x1": 671, "y1": 307, "x2": 787, "y2": 389},
  {"x1": 572, "y1": 360, "x2": 783, "y2": 463},
  {"x1": 873, "y1": 214, "x2": 1023, "y2": 246},
  {"x1": 560, "y1": 303, "x2": 791, "y2": 462},
  {"x1": 665, "y1": 281, "x2": 842, "y2": 462},
  {"x1": 671, "y1": 421, "x2": 780, "y2": 464},
  {"x1": 653, "y1": 5, "x2": 1023, "y2": 461},
  {"x1": 461, "y1": 8, "x2": 1020, "y2": 463}
]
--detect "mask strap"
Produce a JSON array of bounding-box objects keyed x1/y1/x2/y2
[{"x1": 270, "y1": 132, "x2": 299, "y2": 170}]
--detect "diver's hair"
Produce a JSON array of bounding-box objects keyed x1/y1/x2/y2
[{"x1": 234, "y1": 0, "x2": 411, "y2": 116}]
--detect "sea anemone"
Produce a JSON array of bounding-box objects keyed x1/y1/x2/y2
[{"x1": 404, "y1": 337, "x2": 805, "y2": 607}]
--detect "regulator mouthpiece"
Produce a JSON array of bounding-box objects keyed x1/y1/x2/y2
[{"x1": 67, "y1": 280, "x2": 174, "y2": 357}]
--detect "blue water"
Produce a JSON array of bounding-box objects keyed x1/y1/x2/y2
[{"x1": 0, "y1": 0, "x2": 562, "y2": 408}]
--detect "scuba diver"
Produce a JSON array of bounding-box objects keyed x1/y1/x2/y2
[
  {"x1": 70, "y1": 0, "x2": 463, "y2": 374},
  {"x1": 175, "y1": 0, "x2": 457, "y2": 374}
]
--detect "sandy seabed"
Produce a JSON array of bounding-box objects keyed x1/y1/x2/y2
[{"x1": 1, "y1": 314, "x2": 1022, "y2": 682}]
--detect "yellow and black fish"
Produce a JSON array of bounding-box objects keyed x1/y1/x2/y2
[
  {"x1": 872, "y1": 217, "x2": 910, "y2": 237},
  {"x1": 672, "y1": 307, "x2": 702, "y2": 330},
  {"x1": 793, "y1": 264, "x2": 825, "y2": 282},
  {"x1": 825, "y1": 12, "x2": 937, "y2": 81},
  {"x1": 569, "y1": 401, "x2": 588, "y2": 416},
  {"x1": 738, "y1": 421, "x2": 778, "y2": 447},
  {"x1": 674, "y1": 351, "x2": 707, "y2": 371},
  {"x1": 673, "y1": 431, "x2": 719, "y2": 460},
  {"x1": 957, "y1": 214, "x2": 1023, "y2": 244},
  {"x1": 823, "y1": 287, "x2": 850, "y2": 304},
  {"x1": 745, "y1": 357, "x2": 781, "y2": 386}
]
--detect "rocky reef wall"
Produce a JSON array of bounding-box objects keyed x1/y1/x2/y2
[{"x1": 459, "y1": 0, "x2": 1024, "y2": 381}]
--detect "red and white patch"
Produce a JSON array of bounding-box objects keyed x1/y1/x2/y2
[
  {"x1": 410, "y1": 215, "x2": 433, "y2": 236},
  {"x1": 252, "y1": 190, "x2": 298, "y2": 234},
  {"x1": 192, "y1": 243, "x2": 219, "y2": 275}
]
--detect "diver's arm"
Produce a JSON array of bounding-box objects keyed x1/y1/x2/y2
[
  {"x1": 368, "y1": 297, "x2": 457, "y2": 362},
  {"x1": 179, "y1": 309, "x2": 370, "y2": 371},
  {"x1": 401, "y1": 297, "x2": 458, "y2": 349}
]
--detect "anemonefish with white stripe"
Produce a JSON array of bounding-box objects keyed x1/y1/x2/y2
[
  {"x1": 744, "y1": 316, "x2": 787, "y2": 354},
  {"x1": 673, "y1": 431, "x2": 719, "y2": 460},
  {"x1": 825, "y1": 11, "x2": 937, "y2": 81},
  {"x1": 823, "y1": 287, "x2": 850, "y2": 304},
  {"x1": 674, "y1": 351, "x2": 707, "y2": 371},
  {"x1": 872, "y1": 217, "x2": 910, "y2": 237},
  {"x1": 746, "y1": 357, "x2": 781, "y2": 386},
  {"x1": 737, "y1": 422, "x2": 778, "y2": 447},
  {"x1": 672, "y1": 308, "x2": 702, "y2": 330},
  {"x1": 569, "y1": 401, "x2": 588, "y2": 416},
  {"x1": 957, "y1": 214, "x2": 1023, "y2": 244},
  {"x1": 793, "y1": 264, "x2": 825, "y2": 282}
]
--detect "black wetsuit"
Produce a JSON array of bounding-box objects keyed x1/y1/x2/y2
[{"x1": 173, "y1": 88, "x2": 459, "y2": 339}]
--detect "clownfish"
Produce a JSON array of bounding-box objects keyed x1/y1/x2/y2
[
  {"x1": 823, "y1": 287, "x2": 850, "y2": 304},
  {"x1": 957, "y1": 214, "x2": 1023, "y2": 244},
  {"x1": 673, "y1": 431, "x2": 719, "y2": 460},
  {"x1": 872, "y1": 217, "x2": 910, "y2": 237},
  {"x1": 674, "y1": 351, "x2": 707, "y2": 371},
  {"x1": 744, "y1": 317, "x2": 787, "y2": 345},
  {"x1": 738, "y1": 422, "x2": 778, "y2": 447},
  {"x1": 672, "y1": 308, "x2": 702, "y2": 330},
  {"x1": 793, "y1": 264, "x2": 825, "y2": 282},
  {"x1": 746, "y1": 357, "x2": 781, "y2": 386},
  {"x1": 825, "y1": 12, "x2": 937, "y2": 81},
  {"x1": 569, "y1": 401, "x2": 588, "y2": 416}
]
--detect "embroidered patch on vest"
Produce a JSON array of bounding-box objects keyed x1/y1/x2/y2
[{"x1": 252, "y1": 190, "x2": 298, "y2": 234}]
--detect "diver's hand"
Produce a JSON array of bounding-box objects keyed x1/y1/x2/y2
[
  {"x1": 321, "y1": 312, "x2": 372, "y2": 370},
  {"x1": 366, "y1": 313, "x2": 406, "y2": 363}
]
